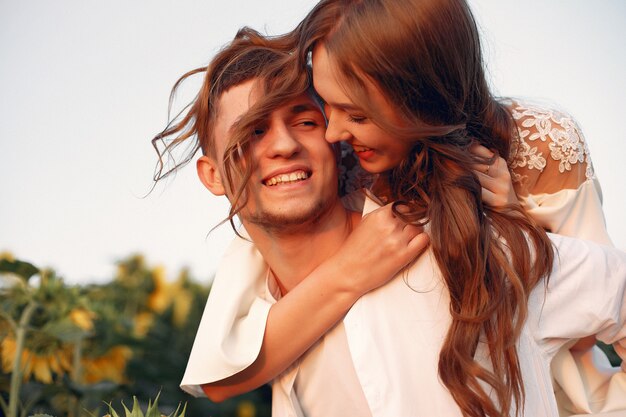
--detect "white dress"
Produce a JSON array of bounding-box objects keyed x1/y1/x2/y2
[
  {"x1": 334, "y1": 100, "x2": 624, "y2": 414},
  {"x1": 505, "y1": 101, "x2": 624, "y2": 416},
  {"x1": 181, "y1": 101, "x2": 626, "y2": 416},
  {"x1": 181, "y1": 195, "x2": 626, "y2": 417}
]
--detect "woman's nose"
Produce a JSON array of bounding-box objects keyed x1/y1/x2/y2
[{"x1": 324, "y1": 111, "x2": 352, "y2": 144}]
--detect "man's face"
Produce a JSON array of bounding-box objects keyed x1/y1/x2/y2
[{"x1": 207, "y1": 78, "x2": 339, "y2": 231}]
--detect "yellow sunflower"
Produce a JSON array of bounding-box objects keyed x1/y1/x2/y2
[
  {"x1": 81, "y1": 345, "x2": 132, "y2": 384},
  {"x1": 171, "y1": 287, "x2": 192, "y2": 328},
  {"x1": 1, "y1": 336, "x2": 72, "y2": 384},
  {"x1": 148, "y1": 266, "x2": 171, "y2": 313},
  {"x1": 133, "y1": 311, "x2": 155, "y2": 338},
  {"x1": 69, "y1": 307, "x2": 96, "y2": 332}
]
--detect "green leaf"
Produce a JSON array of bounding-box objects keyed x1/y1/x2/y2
[
  {"x1": 127, "y1": 397, "x2": 144, "y2": 417},
  {"x1": 169, "y1": 402, "x2": 187, "y2": 417},
  {"x1": 145, "y1": 391, "x2": 161, "y2": 417},
  {"x1": 0, "y1": 258, "x2": 39, "y2": 281},
  {"x1": 104, "y1": 401, "x2": 122, "y2": 417},
  {"x1": 41, "y1": 317, "x2": 88, "y2": 342},
  {"x1": 120, "y1": 399, "x2": 133, "y2": 417}
]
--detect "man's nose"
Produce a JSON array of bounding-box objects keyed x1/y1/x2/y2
[{"x1": 266, "y1": 124, "x2": 302, "y2": 158}]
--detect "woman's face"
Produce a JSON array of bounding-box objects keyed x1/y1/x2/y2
[{"x1": 312, "y1": 44, "x2": 414, "y2": 173}]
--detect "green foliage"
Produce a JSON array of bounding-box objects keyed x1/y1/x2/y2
[
  {"x1": 0, "y1": 254, "x2": 271, "y2": 417},
  {"x1": 105, "y1": 392, "x2": 186, "y2": 417},
  {"x1": 0, "y1": 258, "x2": 39, "y2": 281}
]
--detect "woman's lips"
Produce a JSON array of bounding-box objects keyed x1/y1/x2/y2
[{"x1": 352, "y1": 145, "x2": 375, "y2": 160}]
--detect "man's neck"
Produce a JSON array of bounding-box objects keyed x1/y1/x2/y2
[{"x1": 243, "y1": 201, "x2": 359, "y2": 294}]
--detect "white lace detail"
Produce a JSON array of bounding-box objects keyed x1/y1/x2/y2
[{"x1": 507, "y1": 102, "x2": 594, "y2": 184}]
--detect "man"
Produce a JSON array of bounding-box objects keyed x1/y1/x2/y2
[
  {"x1": 176, "y1": 38, "x2": 626, "y2": 417},
  {"x1": 178, "y1": 40, "x2": 426, "y2": 415}
]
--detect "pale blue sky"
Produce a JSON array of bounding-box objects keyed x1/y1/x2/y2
[{"x1": 1, "y1": 1, "x2": 625, "y2": 284}]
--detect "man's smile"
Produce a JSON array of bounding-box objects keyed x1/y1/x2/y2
[{"x1": 263, "y1": 169, "x2": 311, "y2": 186}]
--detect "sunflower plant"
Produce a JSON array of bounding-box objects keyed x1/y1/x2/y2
[
  {"x1": 0, "y1": 254, "x2": 271, "y2": 417},
  {"x1": 0, "y1": 256, "x2": 95, "y2": 417},
  {"x1": 104, "y1": 392, "x2": 186, "y2": 417}
]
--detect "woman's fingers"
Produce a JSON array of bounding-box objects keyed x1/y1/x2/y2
[
  {"x1": 340, "y1": 203, "x2": 430, "y2": 294},
  {"x1": 470, "y1": 144, "x2": 498, "y2": 177},
  {"x1": 402, "y1": 223, "x2": 424, "y2": 241},
  {"x1": 469, "y1": 143, "x2": 495, "y2": 158},
  {"x1": 361, "y1": 203, "x2": 429, "y2": 261},
  {"x1": 481, "y1": 187, "x2": 497, "y2": 206},
  {"x1": 469, "y1": 146, "x2": 519, "y2": 207},
  {"x1": 407, "y1": 228, "x2": 430, "y2": 255}
]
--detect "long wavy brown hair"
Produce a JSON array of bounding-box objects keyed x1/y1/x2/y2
[
  {"x1": 278, "y1": 0, "x2": 554, "y2": 416},
  {"x1": 151, "y1": 31, "x2": 312, "y2": 229},
  {"x1": 153, "y1": 1, "x2": 555, "y2": 414}
]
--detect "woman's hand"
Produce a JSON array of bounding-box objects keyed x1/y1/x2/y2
[
  {"x1": 331, "y1": 203, "x2": 429, "y2": 295},
  {"x1": 202, "y1": 202, "x2": 429, "y2": 402},
  {"x1": 471, "y1": 144, "x2": 519, "y2": 207}
]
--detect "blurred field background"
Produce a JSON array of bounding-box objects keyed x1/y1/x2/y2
[{"x1": 0, "y1": 254, "x2": 270, "y2": 416}]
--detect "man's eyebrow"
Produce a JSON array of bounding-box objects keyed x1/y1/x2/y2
[{"x1": 290, "y1": 102, "x2": 322, "y2": 114}]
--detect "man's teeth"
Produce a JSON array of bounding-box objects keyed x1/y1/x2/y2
[
  {"x1": 353, "y1": 145, "x2": 372, "y2": 153},
  {"x1": 265, "y1": 170, "x2": 309, "y2": 186}
]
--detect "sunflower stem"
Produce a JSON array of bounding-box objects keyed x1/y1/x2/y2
[
  {"x1": 71, "y1": 340, "x2": 83, "y2": 384},
  {"x1": 8, "y1": 300, "x2": 36, "y2": 417},
  {"x1": 70, "y1": 341, "x2": 83, "y2": 417}
]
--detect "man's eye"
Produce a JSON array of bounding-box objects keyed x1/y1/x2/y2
[
  {"x1": 294, "y1": 118, "x2": 321, "y2": 129},
  {"x1": 253, "y1": 128, "x2": 265, "y2": 137}
]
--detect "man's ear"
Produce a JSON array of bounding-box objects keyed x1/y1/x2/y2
[{"x1": 197, "y1": 155, "x2": 226, "y2": 196}]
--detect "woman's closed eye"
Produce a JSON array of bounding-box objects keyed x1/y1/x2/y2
[{"x1": 348, "y1": 114, "x2": 367, "y2": 124}]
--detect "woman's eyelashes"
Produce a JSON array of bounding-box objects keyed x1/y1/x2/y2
[
  {"x1": 348, "y1": 114, "x2": 367, "y2": 124},
  {"x1": 318, "y1": 97, "x2": 367, "y2": 125}
]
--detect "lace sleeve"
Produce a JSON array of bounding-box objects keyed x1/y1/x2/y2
[
  {"x1": 506, "y1": 101, "x2": 612, "y2": 244},
  {"x1": 507, "y1": 102, "x2": 595, "y2": 197}
]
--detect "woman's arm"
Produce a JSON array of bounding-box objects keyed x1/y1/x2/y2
[
  {"x1": 531, "y1": 234, "x2": 626, "y2": 360},
  {"x1": 202, "y1": 203, "x2": 429, "y2": 402},
  {"x1": 472, "y1": 102, "x2": 612, "y2": 244},
  {"x1": 507, "y1": 103, "x2": 612, "y2": 244},
  {"x1": 472, "y1": 103, "x2": 614, "y2": 354}
]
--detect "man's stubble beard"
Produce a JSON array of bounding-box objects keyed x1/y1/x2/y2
[{"x1": 244, "y1": 196, "x2": 336, "y2": 234}]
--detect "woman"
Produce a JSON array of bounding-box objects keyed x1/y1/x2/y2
[
  {"x1": 169, "y1": 0, "x2": 624, "y2": 416},
  {"x1": 294, "y1": 0, "x2": 620, "y2": 415}
]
